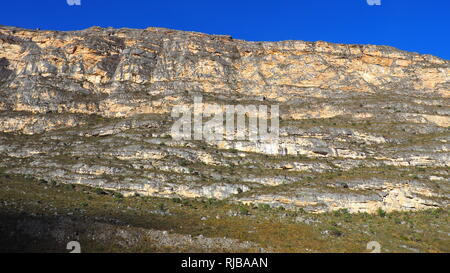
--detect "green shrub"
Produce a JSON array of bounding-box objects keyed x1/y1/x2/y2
[
  {"x1": 377, "y1": 208, "x2": 387, "y2": 217},
  {"x1": 93, "y1": 187, "x2": 107, "y2": 195},
  {"x1": 172, "y1": 197, "x2": 182, "y2": 203},
  {"x1": 158, "y1": 203, "x2": 166, "y2": 211},
  {"x1": 328, "y1": 226, "x2": 343, "y2": 237},
  {"x1": 114, "y1": 192, "x2": 124, "y2": 198},
  {"x1": 258, "y1": 203, "x2": 271, "y2": 212},
  {"x1": 333, "y1": 208, "x2": 350, "y2": 217},
  {"x1": 239, "y1": 206, "x2": 250, "y2": 215}
]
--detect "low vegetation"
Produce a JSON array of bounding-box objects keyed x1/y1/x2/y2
[{"x1": 0, "y1": 172, "x2": 448, "y2": 253}]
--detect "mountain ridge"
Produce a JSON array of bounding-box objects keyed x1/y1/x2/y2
[{"x1": 0, "y1": 25, "x2": 448, "y2": 214}]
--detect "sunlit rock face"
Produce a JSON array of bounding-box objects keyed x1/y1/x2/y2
[{"x1": 0, "y1": 26, "x2": 449, "y2": 213}]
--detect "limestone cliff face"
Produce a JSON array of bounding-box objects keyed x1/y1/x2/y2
[
  {"x1": 0, "y1": 26, "x2": 449, "y2": 213},
  {"x1": 0, "y1": 26, "x2": 449, "y2": 118}
]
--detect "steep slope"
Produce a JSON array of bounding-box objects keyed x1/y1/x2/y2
[{"x1": 0, "y1": 25, "x2": 449, "y2": 213}]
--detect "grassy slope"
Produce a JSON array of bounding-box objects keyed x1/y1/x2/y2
[{"x1": 0, "y1": 172, "x2": 448, "y2": 253}]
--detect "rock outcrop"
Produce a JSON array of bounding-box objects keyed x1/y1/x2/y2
[{"x1": 0, "y1": 25, "x2": 449, "y2": 213}]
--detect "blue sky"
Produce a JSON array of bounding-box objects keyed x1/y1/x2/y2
[{"x1": 1, "y1": 0, "x2": 449, "y2": 59}]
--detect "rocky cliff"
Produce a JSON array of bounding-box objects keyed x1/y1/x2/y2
[{"x1": 0, "y1": 25, "x2": 449, "y2": 213}]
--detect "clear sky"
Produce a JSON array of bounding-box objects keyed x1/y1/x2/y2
[{"x1": 1, "y1": 0, "x2": 449, "y2": 59}]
